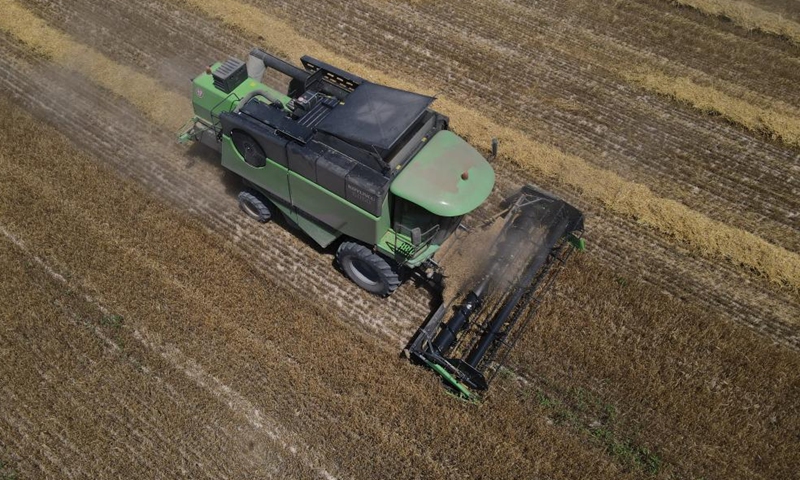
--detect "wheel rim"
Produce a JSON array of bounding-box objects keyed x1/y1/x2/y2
[
  {"x1": 242, "y1": 198, "x2": 260, "y2": 218},
  {"x1": 348, "y1": 258, "x2": 382, "y2": 287}
]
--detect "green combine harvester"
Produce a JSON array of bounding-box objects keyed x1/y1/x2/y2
[{"x1": 179, "y1": 48, "x2": 584, "y2": 398}]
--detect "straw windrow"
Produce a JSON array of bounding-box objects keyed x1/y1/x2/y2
[
  {"x1": 627, "y1": 70, "x2": 800, "y2": 148},
  {"x1": 672, "y1": 0, "x2": 800, "y2": 45},
  {"x1": 0, "y1": 0, "x2": 190, "y2": 130}
]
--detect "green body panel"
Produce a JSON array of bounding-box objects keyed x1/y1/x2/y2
[
  {"x1": 294, "y1": 214, "x2": 341, "y2": 247},
  {"x1": 286, "y1": 170, "x2": 390, "y2": 247},
  {"x1": 391, "y1": 130, "x2": 495, "y2": 217},
  {"x1": 427, "y1": 361, "x2": 474, "y2": 400},
  {"x1": 221, "y1": 134, "x2": 390, "y2": 248},
  {"x1": 568, "y1": 234, "x2": 586, "y2": 252},
  {"x1": 191, "y1": 63, "x2": 290, "y2": 126},
  {"x1": 267, "y1": 201, "x2": 340, "y2": 247},
  {"x1": 191, "y1": 63, "x2": 482, "y2": 267}
]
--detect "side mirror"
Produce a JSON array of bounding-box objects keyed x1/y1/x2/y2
[
  {"x1": 489, "y1": 138, "x2": 499, "y2": 162},
  {"x1": 411, "y1": 227, "x2": 422, "y2": 246}
]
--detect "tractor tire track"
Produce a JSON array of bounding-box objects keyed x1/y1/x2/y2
[
  {"x1": 0, "y1": 236, "x2": 329, "y2": 479},
  {"x1": 556, "y1": 0, "x2": 800, "y2": 106}
]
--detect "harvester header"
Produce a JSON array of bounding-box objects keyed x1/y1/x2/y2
[{"x1": 407, "y1": 187, "x2": 584, "y2": 396}]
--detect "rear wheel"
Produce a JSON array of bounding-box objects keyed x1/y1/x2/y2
[
  {"x1": 336, "y1": 241, "x2": 400, "y2": 296},
  {"x1": 237, "y1": 190, "x2": 272, "y2": 223}
]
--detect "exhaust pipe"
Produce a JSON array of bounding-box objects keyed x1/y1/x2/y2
[
  {"x1": 246, "y1": 54, "x2": 266, "y2": 82},
  {"x1": 249, "y1": 48, "x2": 310, "y2": 83}
]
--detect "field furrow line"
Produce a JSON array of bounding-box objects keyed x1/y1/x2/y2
[
  {"x1": 436, "y1": 0, "x2": 800, "y2": 151},
  {"x1": 590, "y1": 217, "x2": 800, "y2": 349},
  {"x1": 503, "y1": 0, "x2": 800, "y2": 106},
  {"x1": 1, "y1": 330, "x2": 180, "y2": 477},
  {"x1": 1, "y1": 233, "x2": 221, "y2": 477},
  {"x1": 19, "y1": 0, "x2": 248, "y2": 94},
  {"x1": 622, "y1": 0, "x2": 800, "y2": 98},
  {"x1": 669, "y1": 0, "x2": 800, "y2": 44}
]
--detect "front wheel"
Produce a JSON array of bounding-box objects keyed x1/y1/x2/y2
[
  {"x1": 336, "y1": 241, "x2": 400, "y2": 296},
  {"x1": 237, "y1": 190, "x2": 272, "y2": 223}
]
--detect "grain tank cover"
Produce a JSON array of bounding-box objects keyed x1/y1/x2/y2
[
  {"x1": 391, "y1": 130, "x2": 495, "y2": 217},
  {"x1": 316, "y1": 82, "x2": 434, "y2": 158}
]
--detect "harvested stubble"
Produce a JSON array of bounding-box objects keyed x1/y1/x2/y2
[
  {"x1": 671, "y1": 0, "x2": 800, "y2": 45},
  {"x1": 159, "y1": 0, "x2": 800, "y2": 292},
  {"x1": 0, "y1": 0, "x2": 190, "y2": 130},
  {"x1": 520, "y1": 5, "x2": 800, "y2": 149},
  {"x1": 0, "y1": 238, "x2": 330, "y2": 479},
  {"x1": 0, "y1": 97, "x2": 639, "y2": 478}
]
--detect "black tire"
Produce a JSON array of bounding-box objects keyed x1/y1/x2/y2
[
  {"x1": 237, "y1": 190, "x2": 272, "y2": 223},
  {"x1": 336, "y1": 241, "x2": 401, "y2": 296}
]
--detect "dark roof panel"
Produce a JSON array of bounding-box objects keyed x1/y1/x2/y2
[{"x1": 316, "y1": 82, "x2": 434, "y2": 157}]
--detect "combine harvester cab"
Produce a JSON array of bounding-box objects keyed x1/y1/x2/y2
[
  {"x1": 178, "y1": 48, "x2": 584, "y2": 397},
  {"x1": 407, "y1": 186, "x2": 584, "y2": 399}
]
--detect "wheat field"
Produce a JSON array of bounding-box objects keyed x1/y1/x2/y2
[{"x1": 1, "y1": 0, "x2": 798, "y2": 478}]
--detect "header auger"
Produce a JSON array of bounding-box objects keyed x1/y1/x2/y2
[{"x1": 179, "y1": 48, "x2": 585, "y2": 399}]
